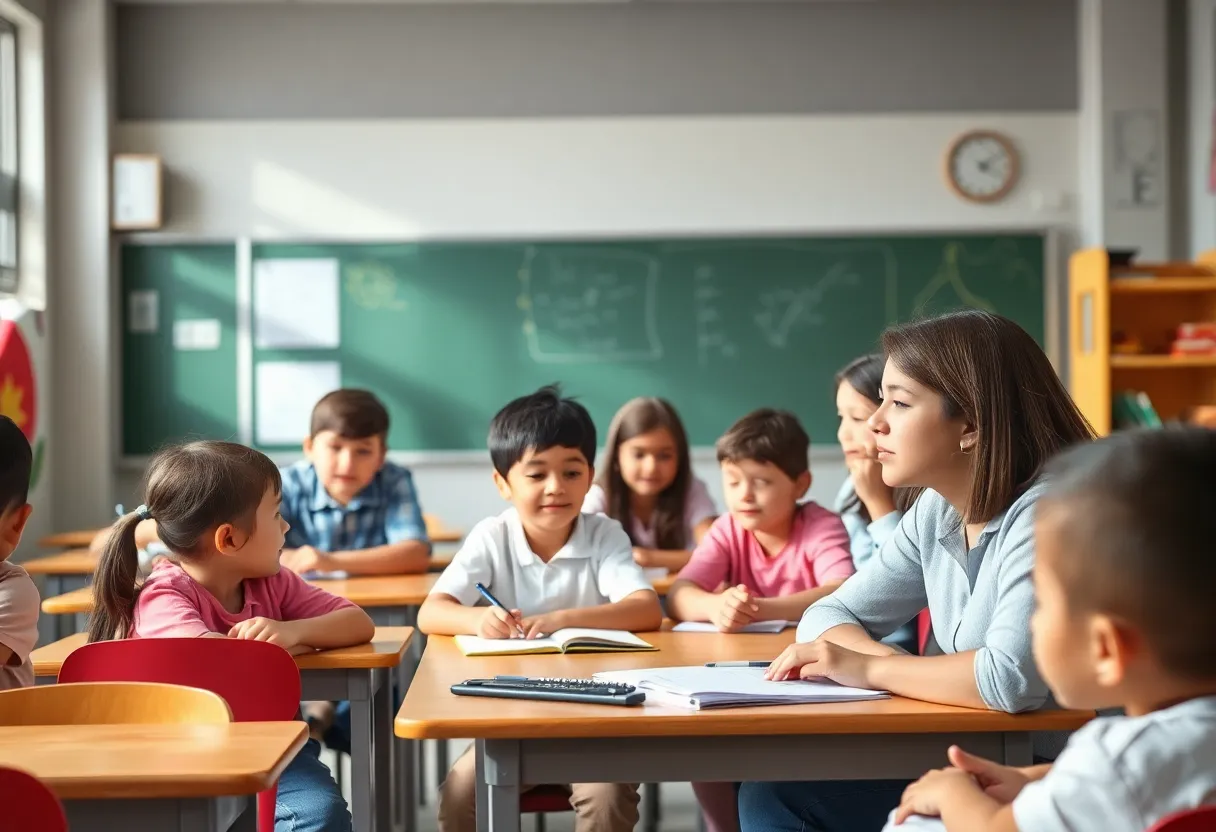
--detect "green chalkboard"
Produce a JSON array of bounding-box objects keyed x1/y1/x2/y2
[
  {"x1": 121, "y1": 243, "x2": 239, "y2": 455},
  {"x1": 253, "y1": 234, "x2": 1045, "y2": 451},
  {"x1": 121, "y1": 234, "x2": 1046, "y2": 455}
]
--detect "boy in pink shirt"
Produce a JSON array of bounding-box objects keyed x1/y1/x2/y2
[
  {"x1": 668, "y1": 409, "x2": 855, "y2": 832},
  {"x1": 668, "y1": 407, "x2": 855, "y2": 630}
]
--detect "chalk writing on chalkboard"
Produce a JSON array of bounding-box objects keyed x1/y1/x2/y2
[{"x1": 517, "y1": 246, "x2": 663, "y2": 364}]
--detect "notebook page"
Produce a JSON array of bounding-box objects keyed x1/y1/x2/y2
[
  {"x1": 552, "y1": 628, "x2": 653, "y2": 649},
  {"x1": 644, "y1": 666, "x2": 885, "y2": 699},
  {"x1": 453, "y1": 634, "x2": 561, "y2": 655}
]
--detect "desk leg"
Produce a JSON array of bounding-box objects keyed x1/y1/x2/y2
[
  {"x1": 350, "y1": 673, "x2": 376, "y2": 832},
  {"x1": 374, "y1": 667, "x2": 393, "y2": 832},
  {"x1": 482, "y1": 739, "x2": 522, "y2": 832},
  {"x1": 44, "y1": 575, "x2": 63, "y2": 641},
  {"x1": 1001, "y1": 732, "x2": 1033, "y2": 766}
]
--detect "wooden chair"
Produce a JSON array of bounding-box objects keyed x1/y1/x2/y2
[
  {"x1": 1148, "y1": 806, "x2": 1216, "y2": 832},
  {"x1": 0, "y1": 766, "x2": 67, "y2": 831},
  {"x1": 0, "y1": 681, "x2": 232, "y2": 726}
]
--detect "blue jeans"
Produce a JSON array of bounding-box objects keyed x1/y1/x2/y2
[
  {"x1": 275, "y1": 738, "x2": 353, "y2": 832},
  {"x1": 323, "y1": 684, "x2": 404, "y2": 755},
  {"x1": 738, "y1": 779, "x2": 909, "y2": 832}
]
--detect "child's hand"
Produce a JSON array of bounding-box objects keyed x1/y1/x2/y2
[
  {"x1": 714, "y1": 585, "x2": 760, "y2": 632},
  {"x1": 764, "y1": 639, "x2": 874, "y2": 688},
  {"x1": 280, "y1": 546, "x2": 332, "y2": 575},
  {"x1": 228, "y1": 617, "x2": 302, "y2": 650},
  {"x1": 519, "y1": 610, "x2": 568, "y2": 640},
  {"x1": 478, "y1": 605, "x2": 525, "y2": 639},
  {"x1": 631, "y1": 547, "x2": 656, "y2": 567},
  {"x1": 944, "y1": 746, "x2": 1028, "y2": 803},
  {"x1": 893, "y1": 767, "x2": 978, "y2": 824},
  {"x1": 848, "y1": 455, "x2": 892, "y2": 510}
]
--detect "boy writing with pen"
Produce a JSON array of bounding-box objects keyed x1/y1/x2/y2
[{"x1": 417, "y1": 385, "x2": 663, "y2": 832}]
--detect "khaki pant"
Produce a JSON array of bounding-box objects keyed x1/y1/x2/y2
[{"x1": 439, "y1": 746, "x2": 641, "y2": 832}]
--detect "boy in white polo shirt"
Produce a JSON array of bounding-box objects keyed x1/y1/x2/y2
[
  {"x1": 418, "y1": 384, "x2": 663, "y2": 832},
  {"x1": 889, "y1": 428, "x2": 1216, "y2": 832}
]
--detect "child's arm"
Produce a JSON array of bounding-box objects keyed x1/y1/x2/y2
[
  {"x1": 893, "y1": 768, "x2": 1019, "y2": 831},
  {"x1": 755, "y1": 582, "x2": 844, "y2": 622},
  {"x1": 285, "y1": 606, "x2": 375, "y2": 649},
  {"x1": 632, "y1": 547, "x2": 693, "y2": 571},
  {"x1": 319, "y1": 540, "x2": 430, "y2": 575},
  {"x1": 665, "y1": 579, "x2": 726, "y2": 621},
  {"x1": 417, "y1": 593, "x2": 490, "y2": 636},
  {"x1": 520, "y1": 589, "x2": 662, "y2": 638}
]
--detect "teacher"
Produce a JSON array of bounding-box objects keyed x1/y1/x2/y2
[{"x1": 738, "y1": 310, "x2": 1094, "y2": 832}]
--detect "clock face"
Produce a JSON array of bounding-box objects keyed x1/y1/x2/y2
[{"x1": 946, "y1": 131, "x2": 1018, "y2": 203}]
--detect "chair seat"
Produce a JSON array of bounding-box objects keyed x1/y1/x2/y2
[{"x1": 522, "y1": 785, "x2": 573, "y2": 814}]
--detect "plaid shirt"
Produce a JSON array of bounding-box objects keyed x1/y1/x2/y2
[{"x1": 279, "y1": 460, "x2": 430, "y2": 553}]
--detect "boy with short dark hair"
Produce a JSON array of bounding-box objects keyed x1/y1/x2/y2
[
  {"x1": 419, "y1": 384, "x2": 661, "y2": 832},
  {"x1": 0, "y1": 415, "x2": 38, "y2": 691},
  {"x1": 891, "y1": 427, "x2": 1216, "y2": 831},
  {"x1": 279, "y1": 388, "x2": 431, "y2": 576}
]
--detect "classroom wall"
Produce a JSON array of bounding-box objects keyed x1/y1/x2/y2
[{"x1": 98, "y1": 1, "x2": 1083, "y2": 533}]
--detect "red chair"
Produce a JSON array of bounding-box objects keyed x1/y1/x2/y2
[
  {"x1": 917, "y1": 608, "x2": 932, "y2": 655},
  {"x1": 1147, "y1": 806, "x2": 1216, "y2": 832},
  {"x1": 525, "y1": 785, "x2": 574, "y2": 832},
  {"x1": 0, "y1": 766, "x2": 67, "y2": 832},
  {"x1": 59, "y1": 638, "x2": 301, "y2": 832}
]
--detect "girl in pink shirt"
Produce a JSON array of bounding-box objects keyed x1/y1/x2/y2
[
  {"x1": 90, "y1": 440, "x2": 375, "y2": 832},
  {"x1": 666, "y1": 409, "x2": 855, "y2": 832},
  {"x1": 583, "y1": 397, "x2": 717, "y2": 572}
]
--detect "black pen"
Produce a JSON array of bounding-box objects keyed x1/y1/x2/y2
[
  {"x1": 474, "y1": 582, "x2": 527, "y2": 638},
  {"x1": 704, "y1": 661, "x2": 771, "y2": 668}
]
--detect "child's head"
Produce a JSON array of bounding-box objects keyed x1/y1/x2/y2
[
  {"x1": 488, "y1": 384, "x2": 596, "y2": 538},
  {"x1": 0, "y1": 416, "x2": 32, "y2": 562},
  {"x1": 716, "y1": 409, "x2": 810, "y2": 534},
  {"x1": 876, "y1": 309, "x2": 1093, "y2": 523},
  {"x1": 89, "y1": 441, "x2": 285, "y2": 642},
  {"x1": 304, "y1": 389, "x2": 390, "y2": 505},
  {"x1": 1032, "y1": 427, "x2": 1216, "y2": 713},
  {"x1": 597, "y1": 397, "x2": 693, "y2": 548},
  {"x1": 835, "y1": 353, "x2": 885, "y2": 460}
]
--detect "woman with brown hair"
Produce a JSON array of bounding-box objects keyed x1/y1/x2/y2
[{"x1": 739, "y1": 310, "x2": 1095, "y2": 832}]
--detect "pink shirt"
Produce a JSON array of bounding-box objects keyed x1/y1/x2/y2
[
  {"x1": 582, "y1": 477, "x2": 718, "y2": 549},
  {"x1": 677, "y1": 501, "x2": 855, "y2": 597},
  {"x1": 133, "y1": 560, "x2": 355, "y2": 639}
]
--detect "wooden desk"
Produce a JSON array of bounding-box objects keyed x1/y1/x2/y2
[
  {"x1": 0, "y1": 721, "x2": 305, "y2": 831},
  {"x1": 22, "y1": 548, "x2": 97, "y2": 576},
  {"x1": 397, "y1": 631, "x2": 1093, "y2": 832},
  {"x1": 32, "y1": 627, "x2": 413, "y2": 832},
  {"x1": 37, "y1": 529, "x2": 102, "y2": 549}
]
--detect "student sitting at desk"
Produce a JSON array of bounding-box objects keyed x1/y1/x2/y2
[
  {"x1": 890, "y1": 428, "x2": 1216, "y2": 831},
  {"x1": 582, "y1": 396, "x2": 717, "y2": 571},
  {"x1": 665, "y1": 408, "x2": 854, "y2": 832},
  {"x1": 417, "y1": 384, "x2": 663, "y2": 832},
  {"x1": 739, "y1": 311, "x2": 1095, "y2": 832},
  {"x1": 89, "y1": 440, "x2": 376, "y2": 832},
  {"x1": 0, "y1": 416, "x2": 39, "y2": 692}
]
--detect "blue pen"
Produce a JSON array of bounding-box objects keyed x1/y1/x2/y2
[{"x1": 474, "y1": 582, "x2": 527, "y2": 638}]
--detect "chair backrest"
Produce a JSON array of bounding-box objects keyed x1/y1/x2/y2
[
  {"x1": 0, "y1": 766, "x2": 67, "y2": 832},
  {"x1": 59, "y1": 638, "x2": 301, "y2": 721},
  {"x1": 0, "y1": 681, "x2": 232, "y2": 726},
  {"x1": 1147, "y1": 806, "x2": 1216, "y2": 832}
]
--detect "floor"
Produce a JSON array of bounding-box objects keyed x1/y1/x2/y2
[{"x1": 324, "y1": 738, "x2": 704, "y2": 832}]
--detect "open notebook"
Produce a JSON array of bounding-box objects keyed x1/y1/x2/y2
[
  {"x1": 454, "y1": 628, "x2": 657, "y2": 656},
  {"x1": 671, "y1": 620, "x2": 797, "y2": 634},
  {"x1": 593, "y1": 665, "x2": 888, "y2": 710}
]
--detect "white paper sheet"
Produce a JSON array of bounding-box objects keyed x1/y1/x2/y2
[
  {"x1": 254, "y1": 258, "x2": 341, "y2": 349},
  {"x1": 255, "y1": 360, "x2": 341, "y2": 445},
  {"x1": 671, "y1": 620, "x2": 796, "y2": 634}
]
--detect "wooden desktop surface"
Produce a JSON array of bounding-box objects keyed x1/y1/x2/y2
[
  {"x1": 23, "y1": 548, "x2": 97, "y2": 575},
  {"x1": 36, "y1": 530, "x2": 100, "y2": 549},
  {"x1": 396, "y1": 630, "x2": 1094, "y2": 740},
  {"x1": 0, "y1": 721, "x2": 306, "y2": 799},
  {"x1": 31, "y1": 626, "x2": 414, "y2": 677}
]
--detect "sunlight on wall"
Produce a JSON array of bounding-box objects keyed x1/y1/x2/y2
[{"x1": 251, "y1": 160, "x2": 421, "y2": 239}]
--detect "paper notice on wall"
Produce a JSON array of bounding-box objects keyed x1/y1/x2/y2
[
  {"x1": 255, "y1": 360, "x2": 341, "y2": 446},
  {"x1": 254, "y1": 258, "x2": 341, "y2": 349},
  {"x1": 128, "y1": 290, "x2": 159, "y2": 334}
]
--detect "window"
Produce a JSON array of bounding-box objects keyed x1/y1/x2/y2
[{"x1": 0, "y1": 18, "x2": 16, "y2": 295}]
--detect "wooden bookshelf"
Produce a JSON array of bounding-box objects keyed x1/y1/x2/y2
[{"x1": 1069, "y1": 248, "x2": 1216, "y2": 434}]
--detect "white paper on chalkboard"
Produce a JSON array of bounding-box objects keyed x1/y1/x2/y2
[
  {"x1": 254, "y1": 258, "x2": 340, "y2": 350},
  {"x1": 256, "y1": 360, "x2": 341, "y2": 446}
]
